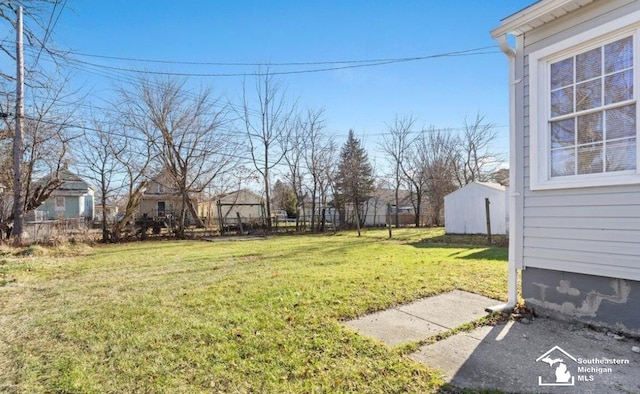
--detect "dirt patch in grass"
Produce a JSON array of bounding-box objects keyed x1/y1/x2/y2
[{"x1": 416, "y1": 231, "x2": 508, "y2": 248}]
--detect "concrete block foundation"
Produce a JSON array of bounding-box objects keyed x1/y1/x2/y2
[{"x1": 522, "y1": 268, "x2": 640, "y2": 337}]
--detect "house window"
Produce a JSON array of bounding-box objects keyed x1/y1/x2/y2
[
  {"x1": 55, "y1": 196, "x2": 65, "y2": 211},
  {"x1": 550, "y1": 36, "x2": 635, "y2": 177},
  {"x1": 530, "y1": 18, "x2": 640, "y2": 190}
]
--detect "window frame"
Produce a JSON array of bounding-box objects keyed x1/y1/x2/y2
[
  {"x1": 54, "y1": 196, "x2": 66, "y2": 211},
  {"x1": 529, "y1": 13, "x2": 640, "y2": 190}
]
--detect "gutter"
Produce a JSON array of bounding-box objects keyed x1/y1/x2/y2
[{"x1": 487, "y1": 34, "x2": 519, "y2": 314}]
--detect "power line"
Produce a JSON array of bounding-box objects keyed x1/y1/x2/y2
[
  {"x1": 65, "y1": 46, "x2": 498, "y2": 67},
  {"x1": 13, "y1": 43, "x2": 499, "y2": 78},
  {"x1": 24, "y1": 46, "x2": 505, "y2": 128},
  {"x1": 62, "y1": 49, "x2": 500, "y2": 78},
  {"x1": 8, "y1": 45, "x2": 509, "y2": 151}
]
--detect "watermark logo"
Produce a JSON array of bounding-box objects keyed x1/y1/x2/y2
[
  {"x1": 536, "y1": 346, "x2": 576, "y2": 386},
  {"x1": 536, "y1": 345, "x2": 631, "y2": 387}
]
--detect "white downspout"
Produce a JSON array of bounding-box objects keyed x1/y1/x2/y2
[{"x1": 488, "y1": 34, "x2": 518, "y2": 313}]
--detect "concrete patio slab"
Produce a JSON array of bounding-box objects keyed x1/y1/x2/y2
[
  {"x1": 343, "y1": 308, "x2": 444, "y2": 346},
  {"x1": 410, "y1": 318, "x2": 640, "y2": 393},
  {"x1": 342, "y1": 289, "x2": 640, "y2": 392},
  {"x1": 343, "y1": 290, "x2": 498, "y2": 346},
  {"x1": 397, "y1": 290, "x2": 498, "y2": 329}
]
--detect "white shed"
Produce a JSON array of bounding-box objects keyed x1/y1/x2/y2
[{"x1": 444, "y1": 182, "x2": 507, "y2": 235}]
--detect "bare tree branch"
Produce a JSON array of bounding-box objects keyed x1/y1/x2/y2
[{"x1": 238, "y1": 70, "x2": 297, "y2": 230}]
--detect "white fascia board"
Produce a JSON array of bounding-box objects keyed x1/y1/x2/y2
[{"x1": 491, "y1": 0, "x2": 596, "y2": 38}]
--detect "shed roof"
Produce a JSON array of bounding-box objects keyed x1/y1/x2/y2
[
  {"x1": 491, "y1": 0, "x2": 597, "y2": 38},
  {"x1": 213, "y1": 189, "x2": 263, "y2": 204},
  {"x1": 444, "y1": 182, "x2": 506, "y2": 200}
]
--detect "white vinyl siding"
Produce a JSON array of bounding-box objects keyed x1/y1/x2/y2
[{"x1": 521, "y1": 0, "x2": 640, "y2": 281}]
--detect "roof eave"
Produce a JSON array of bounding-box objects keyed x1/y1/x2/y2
[{"x1": 491, "y1": 0, "x2": 597, "y2": 38}]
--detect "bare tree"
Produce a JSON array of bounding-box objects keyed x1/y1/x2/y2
[
  {"x1": 21, "y1": 73, "x2": 81, "y2": 213},
  {"x1": 110, "y1": 129, "x2": 154, "y2": 242},
  {"x1": 453, "y1": 113, "x2": 502, "y2": 186},
  {"x1": 419, "y1": 128, "x2": 458, "y2": 226},
  {"x1": 399, "y1": 146, "x2": 428, "y2": 228},
  {"x1": 302, "y1": 109, "x2": 334, "y2": 231},
  {"x1": 0, "y1": 72, "x2": 79, "y2": 236},
  {"x1": 281, "y1": 114, "x2": 305, "y2": 230},
  {"x1": 76, "y1": 119, "x2": 126, "y2": 242},
  {"x1": 490, "y1": 167, "x2": 510, "y2": 186},
  {"x1": 0, "y1": 2, "x2": 70, "y2": 245},
  {"x1": 0, "y1": 1, "x2": 68, "y2": 78},
  {"x1": 379, "y1": 114, "x2": 415, "y2": 228},
  {"x1": 120, "y1": 76, "x2": 234, "y2": 238},
  {"x1": 240, "y1": 71, "x2": 296, "y2": 230}
]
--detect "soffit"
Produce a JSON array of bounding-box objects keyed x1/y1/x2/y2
[{"x1": 491, "y1": 0, "x2": 597, "y2": 37}]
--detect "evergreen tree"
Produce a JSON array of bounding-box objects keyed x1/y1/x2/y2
[
  {"x1": 335, "y1": 130, "x2": 374, "y2": 236},
  {"x1": 272, "y1": 179, "x2": 297, "y2": 218}
]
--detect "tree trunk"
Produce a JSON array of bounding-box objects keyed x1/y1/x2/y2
[
  {"x1": 354, "y1": 201, "x2": 362, "y2": 237},
  {"x1": 414, "y1": 194, "x2": 422, "y2": 228},
  {"x1": 310, "y1": 183, "x2": 317, "y2": 232},
  {"x1": 186, "y1": 197, "x2": 204, "y2": 228},
  {"x1": 394, "y1": 170, "x2": 400, "y2": 228},
  {"x1": 100, "y1": 174, "x2": 109, "y2": 243},
  {"x1": 101, "y1": 200, "x2": 108, "y2": 243},
  {"x1": 264, "y1": 183, "x2": 273, "y2": 231}
]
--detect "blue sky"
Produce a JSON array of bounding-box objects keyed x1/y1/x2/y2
[{"x1": 22, "y1": 0, "x2": 534, "y2": 164}]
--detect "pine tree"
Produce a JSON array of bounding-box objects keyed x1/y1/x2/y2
[{"x1": 335, "y1": 130, "x2": 374, "y2": 236}]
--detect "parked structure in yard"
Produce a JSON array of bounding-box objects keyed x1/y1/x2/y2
[
  {"x1": 199, "y1": 189, "x2": 266, "y2": 231},
  {"x1": 444, "y1": 182, "x2": 508, "y2": 235},
  {"x1": 492, "y1": 0, "x2": 640, "y2": 334},
  {"x1": 36, "y1": 169, "x2": 95, "y2": 221}
]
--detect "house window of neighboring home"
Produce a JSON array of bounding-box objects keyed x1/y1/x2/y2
[
  {"x1": 55, "y1": 196, "x2": 65, "y2": 211},
  {"x1": 530, "y1": 19, "x2": 640, "y2": 190}
]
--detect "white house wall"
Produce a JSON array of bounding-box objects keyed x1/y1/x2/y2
[{"x1": 519, "y1": 0, "x2": 640, "y2": 282}]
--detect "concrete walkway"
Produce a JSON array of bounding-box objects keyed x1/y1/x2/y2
[{"x1": 343, "y1": 290, "x2": 640, "y2": 393}]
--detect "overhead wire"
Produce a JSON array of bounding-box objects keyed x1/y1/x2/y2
[
  {"x1": 65, "y1": 46, "x2": 498, "y2": 67},
  {"x1": 7, "y1": 42, "x2": 508, "y2": 170},
  {"x1": 11, "y1": 42, "x2": 506, "y2": 131}
]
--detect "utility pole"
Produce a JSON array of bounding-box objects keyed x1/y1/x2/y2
[{"x1": 12, "y1": 6, "x2": 24, "y2": 246}]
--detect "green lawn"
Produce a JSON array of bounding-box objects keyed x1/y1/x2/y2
[{"x1": 0, "y1": 228, "x2": 508, "y2": 393}]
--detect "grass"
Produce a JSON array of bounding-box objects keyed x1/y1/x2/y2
[{"x1": 0, "y1": 228, "x2": 508, "y2": 393}]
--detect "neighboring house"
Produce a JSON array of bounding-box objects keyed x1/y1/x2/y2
[
  {"x1": 492, "y1": 0, "x2": 640, "y2": 334},
  {"x1": 444, "y1": 182, "x2": 508, "y2": 235},
  {"x1": 37, "y1": 169, "x2": 95, "y2": 221},
  {"x1": 94, "y1": 199, "x2": 119, "y2": 223},
  {"x1": 201, "y1": 189, "x2": 266, "y2": 228},
  {"x1": 321, "y1": 189, "x2": 425, "y2": 228},
  {"x1": 139, "y1": 173, "x2": 199, "y2": 223},
  {"x1": 362, "y1": 188, "x2": 415, "y2": 227}
]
